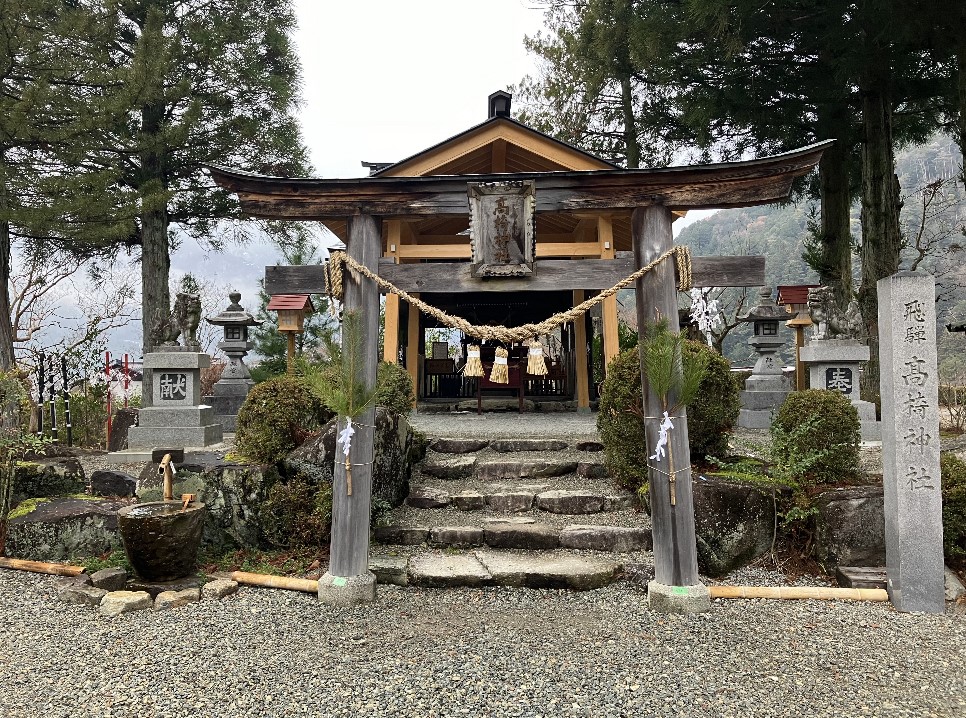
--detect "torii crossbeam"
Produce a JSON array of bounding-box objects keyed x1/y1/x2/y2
[{"x1": 209, "y1": 140, "x2": 830, "y2": 611}]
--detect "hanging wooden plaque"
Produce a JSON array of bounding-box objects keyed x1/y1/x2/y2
[{"x1": 468, "y1": 181, "x2": 536, "y2": 278}]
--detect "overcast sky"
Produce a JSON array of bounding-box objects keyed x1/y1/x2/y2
[{"x1": 291, "y1": 1, "x2": 547, "y2": 178}]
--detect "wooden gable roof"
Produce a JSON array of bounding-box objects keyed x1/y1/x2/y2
[{"x1": 374, "y1": 116, "x2": 617, "y2": 178}]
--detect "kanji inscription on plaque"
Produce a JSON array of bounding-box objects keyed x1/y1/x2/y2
[
  {"x1": 468, "y1": 181, "x2": 536, "y2": 278},
  {"x1": 159, "y1": 373, "x2": 188, "y2": 401},
  {"x1": 825, "y1": 367, "x2": 852, "y2": 394}
]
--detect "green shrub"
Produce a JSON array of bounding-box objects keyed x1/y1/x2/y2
[
  {"x1": 941, "y1": 453, "x2": 966, "y2": 563},
  {"x1": 597, "y1": 341, "x2": 739, "y2": 492},
  {"x1": 235, "y1": 376, "x2": 333, "y2": 464},
  {"x1": 771, "y1": 389, "x2": 860, "y2": 485},
  {"x1": 375, "y1": 361, "x2": 415, "y2": 415},
  {"x1": 260, "y1": 475, "x2": 333, "y2": 548},
  {"x1": 682, "y1": 341, "x2": 740, "y2": 461}
]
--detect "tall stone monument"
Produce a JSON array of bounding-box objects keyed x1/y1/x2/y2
[
  {"x1": 737, "y1": 287, "x2": 791, "y2": 429},
  {"x1": 878, "y1": 271, "x2": 945, "y2": 613},
  {"x1": 204, "y1": 291, "x2": 260, "y2": 432},
  {"x1": 799, "y1": 286, "x2": 879, "y2": 441},
  {"x1": 127, "y1": 292, "x2": 224, "y2": 450}
]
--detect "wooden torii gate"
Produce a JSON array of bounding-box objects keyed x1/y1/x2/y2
[{"x1": 210, "y1": 140, "x2": 830, "y2": 610}]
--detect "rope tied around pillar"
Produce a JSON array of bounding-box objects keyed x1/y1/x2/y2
[{"x1": 323, "y1": 245, "x2": 693, "y2": 344}]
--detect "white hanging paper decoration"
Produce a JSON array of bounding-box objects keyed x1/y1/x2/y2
[
  {"x1": 649, "y1": 411, "x2": 674, "y2": 462},
  {"x1": 338, "y1": 418, "x2": 355, "y2": 458},
  {"x1": 689, "y1": 287, "x2": 721, "y2": 346}
]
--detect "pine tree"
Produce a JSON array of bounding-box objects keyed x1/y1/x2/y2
[
  {"x1": 88, "y1": 0, "x2": 310, "y2": 399},
  {"x1": 0, "y1": 1, "x2": 133, "y2": 369}
]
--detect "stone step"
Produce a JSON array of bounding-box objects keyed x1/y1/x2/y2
[
  {"x1": 405, "y1": 486, "x2": 633, "y2": 514},
  {"x1": 835, "y1": 565, "x2": 888, "y2": 589},
  {"x1": 374, "y1": 549, "x2": 624, "y2": 591},
  {"x1": 374, "y1": 519, "x2": 652, "y2": 553}
]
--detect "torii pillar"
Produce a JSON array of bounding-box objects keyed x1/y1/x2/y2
[
  {"x1": 633, "y1": 205, "x2": 710, "y2": 613},
  {"x1": 318, "y1": 213, "x2": 382, "y2": 605}
]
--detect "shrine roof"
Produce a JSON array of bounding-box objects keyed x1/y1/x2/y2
[
  {"x1": 371, "y1": 115, "x2": 618, "y2": 177},
  {"x1": 266, "y1": 294, "x2": 314, "y2": 311},
  {"x1": 777, "y1": 285, "x2": 820, "y2": 305},
  {"x1": 207, "y1": 140, "x2": 832, "y2": 219}
]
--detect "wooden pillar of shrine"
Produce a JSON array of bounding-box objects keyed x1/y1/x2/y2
[
  {"x1": 383, "y1": 220, "x2": 402, "y2": 364},
  {"x1": 598, "y1": 216, "x2": 621, "y2": 371},
  {"x1": 632, "y1": 204, "x2": 709, "y2": 613},
  {"x1": 406, "y1": 295, "x2": 420, "y2": 397},
  {"x1": 319, "y1": 212, "x2": 381, "y2": 605}
]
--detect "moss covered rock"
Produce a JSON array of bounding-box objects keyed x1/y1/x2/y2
[
  {"x1": 13, "y1": 458, "x2": 86, "y2": 506},
  {"x1": 5, "y1": 496, "x2": 124, "y2": 561}
]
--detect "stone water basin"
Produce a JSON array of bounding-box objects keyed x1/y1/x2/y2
[{"x1": 117, "y1": 501, "x2": 206, "y2": 582}]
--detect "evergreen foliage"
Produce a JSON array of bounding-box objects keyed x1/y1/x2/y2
[
  {"x1": 235, "y1": 375, "x2": 332, "y2": 465},
  {"x1": 771, "y1": 390, "x2": 861, "y2": 485},
  {"x1": 597, "y1": 340, "x2": 738, "y2": 494},
  {"x1": 940, "y1": 453, "x2": 966, "y2": 563}
]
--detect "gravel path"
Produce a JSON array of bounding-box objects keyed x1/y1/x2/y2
[{"x1": 2, "y1": 570, "x2": 964, "y2": 718}]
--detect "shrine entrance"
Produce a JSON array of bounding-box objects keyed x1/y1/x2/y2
[{"x1": 210, "y1": 91, "x2": 829, "y2": 611}]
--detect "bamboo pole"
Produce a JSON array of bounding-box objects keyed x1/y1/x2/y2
[
  {"x1": 709, "y1": 585, "x2": 889, "y2": 601},
  {"x1": 230, "y1": 570, "x2": 319, "y2": 594},
  {"x1": 0, "y1": 557, "x2": 86, "y2": 577}
]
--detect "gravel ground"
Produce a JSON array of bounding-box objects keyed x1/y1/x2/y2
[{"x1": 1, "y1": 569, "x2": 964, "y2": 718}]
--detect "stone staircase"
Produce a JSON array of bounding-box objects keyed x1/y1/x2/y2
[{"x1": 369, "y1": 435, "x2": 654, "y2": 591}]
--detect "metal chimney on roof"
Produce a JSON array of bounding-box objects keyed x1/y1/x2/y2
[{"x1": 488, "y1": 90, "x2": 512, "y2": 118}]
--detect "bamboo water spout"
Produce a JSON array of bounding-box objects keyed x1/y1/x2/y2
[{"x1": 158, "y1": 453, "x2": 175, "y2": 502}]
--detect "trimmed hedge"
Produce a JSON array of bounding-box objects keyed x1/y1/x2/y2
[
  {"x1": 597, "y1": 341, "x2": 740, "y2": 493},
  {"x1": 771, "y1": 389, "x2": 860, "y2": 485},
  {"x1": 941, "y1": 453, "x2": 966, "y2": 563}
]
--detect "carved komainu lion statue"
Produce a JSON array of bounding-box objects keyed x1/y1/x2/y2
[
  {"x1": 807, "y1": 286, "x2": 863, "y2": 341},
  {"x1": 152, "y1": 292, "x2": 202, "y2": 350}
]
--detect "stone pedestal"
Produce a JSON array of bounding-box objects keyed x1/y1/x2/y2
[
  {"x1": 127, "y1": 352, "x2": 223, "y2": 450},
  {"x1": 800, "y1": 339, "x2": 879, "y2": 441},
  {"x1": 737, "y1": 337, "x2": 791, "y2": 429},
  {"x1": 878, "y1": 272, "x2": 945, "y2": 613}
]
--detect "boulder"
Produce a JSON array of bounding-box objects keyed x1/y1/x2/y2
[
  {"x1": 577, "y1": 462, "x2": 608, "y2": 479},
  {"x1": 107, "y1": 408, "x2": 139, "y2": 452},
  {"x1": 4, "y1": 497, "x2": 124, "y2": 561},
  {"x1": 89, "y1": 470, "x2": 137, "y2": 498},
  {"x1": 58, "y1": 584, "x2": 107, "y2": 607},
  {"x1": 202, "y1": 579, "x2": 239, "y2": 600},
  {"x1": 99, "y1": 590, "x2": 152, "y2": 616},
  {"x1": 946, "y1": 567, "x2": 966, "y2": 602},
  {"x1": 287, "y1": 407, "x2": 420, "y2": 508},
  {"x1": 692, "y1": 477, "x2": 777, "y2": 578},
  {"x1": 814, "y1": 485, "x2": 885, "y2": 573},
  {"x1": 406, "y1": 487, "x2": 451, "y2": 509},
  {"x1": 12, "y1": 458, "x2": 86, "y2": 505},
  {"x1": 155, "y1": 588, "x2": 201, "y2": 610},
  {"x1": 90, "y1": 567, "x2": 128, "y2": 592},
  {"x1": 536, "y1": 490, "x2": 604, "y2": 515}
]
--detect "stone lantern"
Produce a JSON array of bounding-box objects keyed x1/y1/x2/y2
[
  {"x1": 205, "y1": 291, "x2": 261, "y2": 431},
  {"x1": 736, "y1": 286, "x2": 791, "y2": 428}
]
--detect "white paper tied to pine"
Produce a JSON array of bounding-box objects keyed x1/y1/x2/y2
[
  {"x1": 689, "y1": 287, "x2": 721, "y2": 346},
  {"x1": 649, "y1": 411, "x2": 674, "y2": 462},
  {"x1": 337, "y1": 418, "x2": 355, "y2": 458},
  {"x1": 494, "y1": 356, "x2": 508, "y2": 366}
]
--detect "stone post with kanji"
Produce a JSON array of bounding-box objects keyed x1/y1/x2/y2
[{"x1": 878, "y1": 271, "x2": 945, "y2": 613}]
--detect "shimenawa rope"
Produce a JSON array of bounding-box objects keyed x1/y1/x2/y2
[{"x1": 323, "y1": 245, "x2": 693, "y2": 345}]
